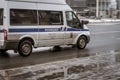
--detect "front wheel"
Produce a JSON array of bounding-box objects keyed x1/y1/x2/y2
[
  {"x1": 77, "y1": 36, "x2": 87, "y2": 49},
  {"x1": 18, "y1": 40, "x2": 32, "y2": 57}
]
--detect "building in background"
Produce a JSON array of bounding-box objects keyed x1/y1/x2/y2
[
  {"x1": 66, "y1": 0, "x2": 117, "y2": 18},
  {"x1": 116, "y1": 0, "x2": 120, "y2": 18},
  {"x1": 98, "y1": 0, "x2": 111, "y2": 18},
  {"x1": 86, "y1": 0, "x2": 96, "y2": 17},
  {"x1": 66, "y1": 0, "x2": 88, "y2": 16}
]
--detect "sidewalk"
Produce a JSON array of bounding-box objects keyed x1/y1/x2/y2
[{"x1": 1, "y1": 51, "x2": 120, "y2": 80}]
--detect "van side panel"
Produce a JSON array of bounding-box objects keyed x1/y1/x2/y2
[
  {"x1": 8, "y1": 2, "x2": 39, "y2": 48},
  {"x1": 0, "y1": 0, "x2": 5, "y2": 8},
  {"x1": 0, "y1": 0, "x2": 5, "y2": 49},
  {"x1": 7, "y1": 0, "x2": 66, "y2": 4},
  {"x1": 37, "y1": 3, "x2": 71, "y2": 11},
  {"x1": 0, "y1": 29, "x2": 4, "y2": 48}
]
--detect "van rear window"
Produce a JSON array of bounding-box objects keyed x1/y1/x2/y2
[
  {"x1": 0, "y1": 9, "x2": 3, "y2": 25},
  {"x1": 10, "y1": 9, "x2": 37, "y2": 25}
]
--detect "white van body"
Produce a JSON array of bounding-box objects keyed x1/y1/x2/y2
[{"x1": 0, "y1": 0, "x2": 90, "y2": 56}]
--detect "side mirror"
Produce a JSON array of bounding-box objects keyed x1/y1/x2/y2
[{"x1": 81, "y1": 20, "x2": 89, "y2": 25}]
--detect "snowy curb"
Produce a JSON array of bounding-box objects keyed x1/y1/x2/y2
[
  {"x1": 0, "y1": 51, "x2": 120, "y2": 80},
  {"x1": 88, "y1": 19, "x2": 120, "y2": 23},
  {"x1": 0, "y1": 57, "x2": 96, "y2": 80}
]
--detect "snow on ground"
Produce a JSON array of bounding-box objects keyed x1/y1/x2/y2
[
  {"x1": 1, "y1": 50, "x2": 120, "y2": 80},
  {"x1": 88, "y1": 19, "x2": 120, "y2": 23},
  {"x1": 87, "y1": 19, "x2": 120, "y2": 25}
]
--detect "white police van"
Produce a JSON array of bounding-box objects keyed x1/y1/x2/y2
[{"x1": 0, "y1": 0, "x2": 90, "y2": 57}]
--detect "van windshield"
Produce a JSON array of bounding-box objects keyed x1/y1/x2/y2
[{"x1": 0, "y1": 9, "x2": 3, "y2": 25}]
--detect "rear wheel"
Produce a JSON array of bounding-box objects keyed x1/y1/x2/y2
[
  {"x1": 77, "y1": 36, "x2": 87, "y2": 49},
  {"x1": 53, "y1": 46, "x2": 62, "y2": 51},
  {"x1": 18, "y1": 40, "x2": 32, "y2": 57}
]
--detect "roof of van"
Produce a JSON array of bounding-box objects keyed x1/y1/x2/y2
[{"x1": 6, "y1": 0, "x2": 67, "y2": 4}]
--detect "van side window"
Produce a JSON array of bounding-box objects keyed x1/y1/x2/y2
[
  {"x1": 38, "y1": 11, "x2": 63, "y2": 25},
  {"x1": 66, "y1": 11, "x2": 81, "y2": 28},
  {"x1": 10, "y1": 9, "x2": 37, "y2": 25},
  {"x1": 0, "y1": 9, "x2": 3, "y2": 25}
]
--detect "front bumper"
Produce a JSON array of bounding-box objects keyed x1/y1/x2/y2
[{"x1": 86, "y1": 35, "x2": 90, "y2": 43}]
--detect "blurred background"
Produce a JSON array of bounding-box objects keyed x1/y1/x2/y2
[{"x1": 66, "y1": 0, "x2": 120, "y2": 19}]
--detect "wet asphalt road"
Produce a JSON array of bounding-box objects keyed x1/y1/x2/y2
[{"x1": 0, "y1": 23, "x2": 120, "y2": 70}]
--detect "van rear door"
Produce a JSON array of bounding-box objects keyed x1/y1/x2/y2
[{"x1": 0, "y1": 9, "x2": 4, "y2": 47}]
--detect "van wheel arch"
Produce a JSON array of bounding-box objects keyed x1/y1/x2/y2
[
  {"x1": 18, "y1": 37, "x2": 34, "y2": 57},
  {"x1": 19, "y1": 37, "x2": 34, "y2": 46}
]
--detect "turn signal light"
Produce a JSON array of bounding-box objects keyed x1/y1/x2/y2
[{"x1": 3, "y1": 29, "x2": 8, "y2": 40}]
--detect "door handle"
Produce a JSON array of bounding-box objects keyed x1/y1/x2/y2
[
  {"x1": 60, "y1": 27, "x2": 67, "y2": 31},
  {"x1": 60, "y1": 27, "x2": 62, "y2": 31},
  {"x1": 64, "y1": 27, "x2": 67, "y2": 31}
]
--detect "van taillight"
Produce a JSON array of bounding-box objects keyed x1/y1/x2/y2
[{"x1": 3, "y1": 29, "x2": 8, "y2": 40}]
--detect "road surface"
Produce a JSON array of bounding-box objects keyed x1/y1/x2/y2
[{"x1": 0, "y1": 23, "x2": 120, "y2": 70}]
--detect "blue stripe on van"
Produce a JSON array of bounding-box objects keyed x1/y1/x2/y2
[
  {"x1": 0, "y1": 30, "x2": 3, "y2": 33},
  {"x1": 9, "y1": 28, "x2": 61, "y2": 32},
  {"x1": 9, "y1": 28, "x2": 89, "y2": 32},
  {"x1": 67, "y1": 28, "x2": 89, "y2": 31}
]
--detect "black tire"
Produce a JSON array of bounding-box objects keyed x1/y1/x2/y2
[
  {"x1": 53, "y1": 46, "x2": 62, "y2": 51},
  {"x1": 0, "y1": 50, "x2": 7, "y2": 53},
  {"x1": 77, "y1": 36, "x2": 87, "y2": 49},
  {"x1": 18, "y1": 40, "x2": 32, "y2": 57}
]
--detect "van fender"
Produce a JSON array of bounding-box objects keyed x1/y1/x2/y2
[
  {"x1": 73, "y1": 34, "x2": 82, "y2": 44},
  {"x1": 19, "y1": 35, "x2": 37, "y2": 47},
  {"x1": 73, "y1": 34, "x2": 88, "y2": 45}
]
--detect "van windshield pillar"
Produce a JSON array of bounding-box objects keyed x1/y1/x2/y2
[{"x1": 0, "y1": 9, "x2": 3, "y2": 25}]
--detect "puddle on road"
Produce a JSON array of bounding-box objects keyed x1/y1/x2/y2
[
  {"x1": 1, "y1": 50, "x2": 120, "y2": 80},
  {"x1": 94, "y1": 50, "x2": 120, "y2": 63},
  {"x1": 66, "y1": 50, "x2": 120, "y2": 80},
  {"x1": 76, "y1": 49, "x2": 120, "y2": 64}
]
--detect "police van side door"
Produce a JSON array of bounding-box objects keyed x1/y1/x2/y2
[{"x1": 38, "y1": 10, "x2": 64, "y2": 46}]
